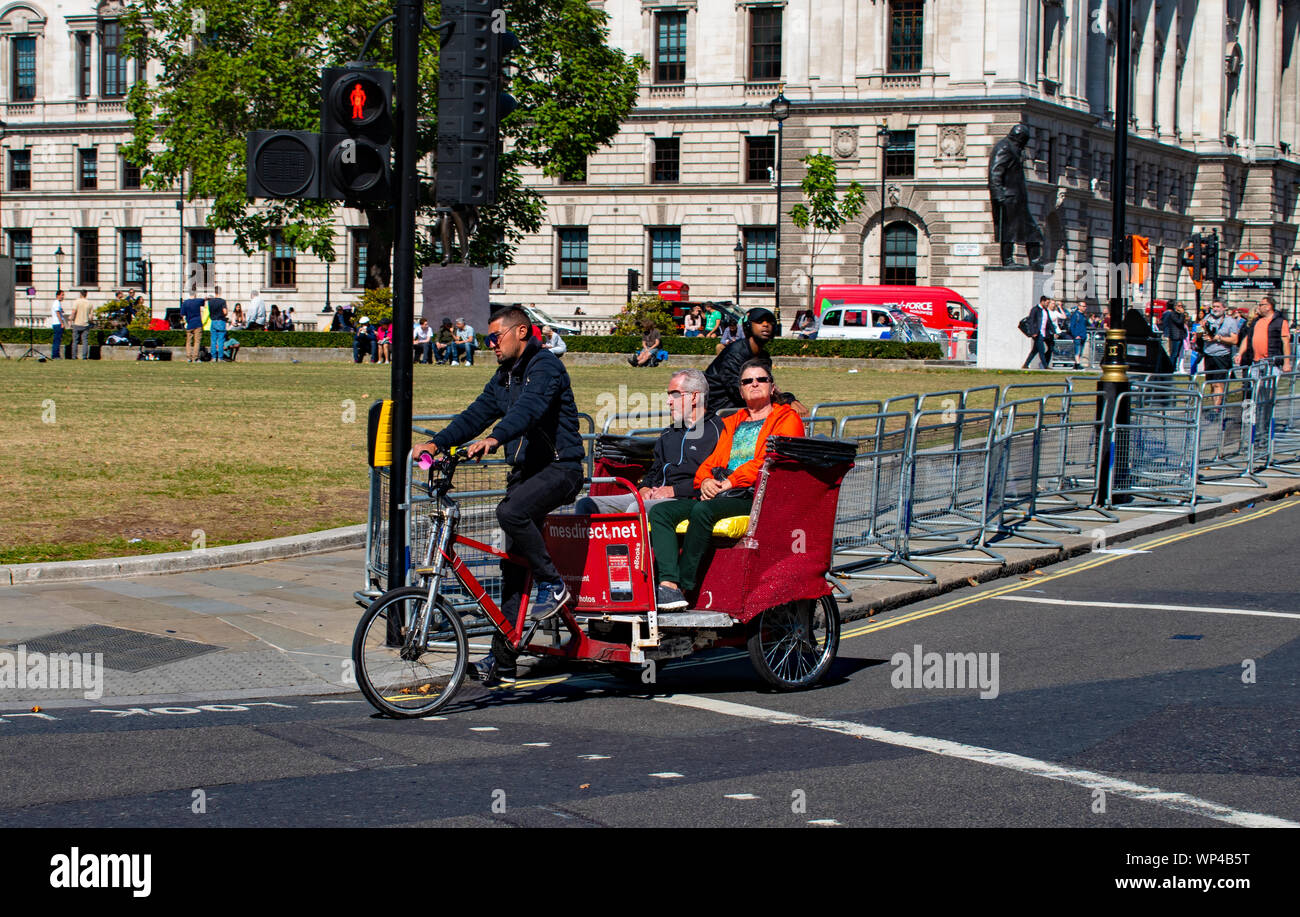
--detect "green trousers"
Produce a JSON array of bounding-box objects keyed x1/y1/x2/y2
[{"x1": 647, "y1": 497, "x2": 753, "y2": 591}]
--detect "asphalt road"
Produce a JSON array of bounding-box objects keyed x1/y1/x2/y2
[{"x1": 2, "y1": 499, "x2": 1297, "y2": 829}]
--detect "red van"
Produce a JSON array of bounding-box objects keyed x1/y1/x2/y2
[{"x1": 808, "y1": 285, "x2": 977, "y2": 338}]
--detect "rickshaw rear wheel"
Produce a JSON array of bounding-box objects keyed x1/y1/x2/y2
[
  {"x1": 352, "y1": 586, "x2": 468, "y2": 718},
  {"x1": 746, "y1": 595, "x2": 840, "y2": 691}
]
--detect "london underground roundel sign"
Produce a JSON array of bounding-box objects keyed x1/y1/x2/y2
[{"x1": 1236, "y1": 252, "x2": 1262, "y2": 273}]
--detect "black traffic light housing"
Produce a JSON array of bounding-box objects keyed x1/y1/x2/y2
[
  {"x1": 247, "y1": 130, "x2": 321, "y2": 200},
  {"x1": 320, "y1": 65, "x2": 393, "y2": 202},
  {"x1": 436, "y1": 0, "x2": 517, "y2": 206},
  {"x1": 1180, "y1": 234, "x2": 1203, "y2": 286}
]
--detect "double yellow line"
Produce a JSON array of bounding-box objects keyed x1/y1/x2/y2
[{"x1": 841, "y1": 497, "x2": 1300, "y2": 640}]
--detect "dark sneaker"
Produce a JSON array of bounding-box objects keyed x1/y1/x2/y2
[
  {"x1": 469, "y1": 655, "x2": 517, "y2": 687},
  {"x1": 656, "y1": 585, "x2": 688, "y2": 610},
  {"x1": 529, "y1": 580, "x2": 571, "y2": 621}
]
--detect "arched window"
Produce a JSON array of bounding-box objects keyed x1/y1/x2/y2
[{"x1": 883, "y1": 222, "x2": 917, "y2": 285}]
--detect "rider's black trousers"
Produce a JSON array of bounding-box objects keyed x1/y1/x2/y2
[{"x1": 490, "y1": 460, "x2": 583, "y2": 667}]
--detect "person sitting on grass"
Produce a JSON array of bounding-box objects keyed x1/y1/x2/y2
[
  {"x1": 375, "y1": 319, "x2": 393, "y2": 364},
  {"x1": 435, "y1": 318, "x2": 458, "y2": 364},
  {"x1": 629, "y1": 320, "x2": 664, "y2": 367},
  {"x1": 647, "y1": 359, "x2": 804, "y2": 610}
]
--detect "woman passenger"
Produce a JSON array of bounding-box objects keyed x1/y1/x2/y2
[{"x1": 648, "y1": 359, "x2": 804, "y2": 609}]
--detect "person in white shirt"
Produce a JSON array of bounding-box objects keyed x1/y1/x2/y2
[
  {"x1": 453, "y1": 317, "x2": 477, "y2": 365},
  {"x1": 50, "y1": 291, "x2": 67, "y2": 359},
  {"x1": 542, "y1": 324, "x2": 566, "y2": 357},
  {"x1": 414, "y1": 318, "x2": 434, "y2": 363},
  {"x1": 248, "y1": 292, "x2": 268, "y2": 329}
]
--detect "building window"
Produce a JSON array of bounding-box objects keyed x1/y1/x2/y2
[
  {"x1": 122, "y1": 158, "x2": 141, "y2": 190},
  {"x1": 101, "y1": 21, "x2": 127, "y2": 98},
  {"x1": 883, "y1": 130, "x2": 915, "y2": 179},
  {"x1": 749, "y1": 7, "x2": 782, "y2": 81},
  {"x1": 269, "y1": 231, "x2": 296, "y2": 287},
  {"x1": 121, "y1": 229, "x2": 143, "y2": 286},
  {"x1": 649, "y1": 228, "x2": 681, "y2": 284},
  {"x1": 9, "y1": 150, "x2": 31, "y2": 191},
  {"x1": 655, "y1": 11, "x2": 687, "y2": 83},
  {"x1": 11, "y1": 36, "x2": 36, "y2": 101},
  {"x1": 888, "y1": 0, "x2": 924, "y2": 73},
  {"x1": 189, "y1": 229, "x2": 214, "y2": 288},
  {"x1": 488, "y1": 261, "x2": 504, "y2": 291},
  {"x1": 350, "y1": 229, "x2": 369, "y2": 287},
  {"x1": 79, "y1": 149, "x2": 98, "y2": 190},
  {"x1": 557, "y1": 157, "x2": 587, "y2": 184},
  {"x1": 743, "y1": 228, "x2": 776, "y2": 289},
  {"x1": 652, "y1": 138, "x2": 680, "y2": 183},
  {"x1": 9, "y1": 230, "x2": 32, "y2": 286},
  {"x1": 77, "y1": 33, "x2": 92, "y2": 98},
  {"x1": 882, "y1": 222, "x2": 918, "y2": 285},
  {"x1": 557, "y1": 228, "x2": 588, "y2": 289},
  {"x1": 746, "y1": 136, "x2": 775, "y2": 183},
  {"x1": 77, "y1": 229, "x2": 99, "y2": 286}
]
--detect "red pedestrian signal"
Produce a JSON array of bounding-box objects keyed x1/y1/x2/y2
[{"x1": 350, "y1": 82, "x2": 367, "y2": 121}]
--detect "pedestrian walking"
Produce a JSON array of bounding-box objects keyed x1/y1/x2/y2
[
  {"x1": 1235, "y1": 294, "x2": 1292, "y2": 374},
  {"x1": 1067, "y1": 301, "x2": 1090, "y2": 369},
  {"x1": 1201, "y1": 299, "x2": 1241, "y2": 405},
  {"x1": 1021, "y1": 295, "x2": 1053, "y2": 370}
]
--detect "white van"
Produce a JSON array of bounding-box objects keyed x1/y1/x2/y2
[{"x1": 816, "y1": 304, "x2": 937, "y2": 343}]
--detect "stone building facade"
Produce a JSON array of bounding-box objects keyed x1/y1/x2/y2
[
  {"x1": 501, "y1": 0, "x2": 1300, "y2": 319},
  {"x1": 3, "y1": 0, "x2": 1299, "y2": 326},
  {"x1": 1, "y1": 0, "x2": 388, "y2": 326}
]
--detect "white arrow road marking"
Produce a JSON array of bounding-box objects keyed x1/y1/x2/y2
[{"x1": 995, "y1": 595, "x2": 1300, "y2": 620}]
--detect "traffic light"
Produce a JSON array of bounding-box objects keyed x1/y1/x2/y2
[
  {"x1": 247, "y1": 130, "x2": 321, "y2": 200},
  {"x1": 1129, "y1": 234, "x2": 1150, "y2": 287},
  {"x1": 436, "y1": 0, "x2": 517, "y2": 206},
  {"x1": 1202, "y1": 230, "x2": 1219, "y2": 286},
  {"x1": 627, "y1": 269, "x2": 640, "y2": 302},
  {"x1": 1181, "y1": 235, "x2": 1203, "y2": 289},
  {"x1": 320, "y1": 66, "x2": 393, "y2": 202}
]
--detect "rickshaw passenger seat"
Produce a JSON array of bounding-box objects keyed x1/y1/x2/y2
[{"x1": 670, "y1": 515, "x2": 750, "y2": 538}]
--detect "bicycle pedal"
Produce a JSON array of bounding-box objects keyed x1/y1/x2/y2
[{"x1": 516, "y1": 620, "x2": 541, "y2": 650}]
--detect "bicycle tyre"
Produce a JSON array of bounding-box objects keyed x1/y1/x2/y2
[
  {"x1": 352, "y1": 585, "x2": 469, "y2": 718},
  {"x1": 746, "y1": 595, "x2": 840, "y2": 691}
]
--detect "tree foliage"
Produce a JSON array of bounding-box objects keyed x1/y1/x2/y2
[
  {"x1": 788, "y1": 152, "x2": 866, "y2": 300},
  {"x1": 123, "y1": 0, "x2": 643, "y2": 281}
]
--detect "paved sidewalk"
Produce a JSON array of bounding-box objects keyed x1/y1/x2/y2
[{"x1": 2, "y1": 476, "x2": 1296, "y2": 711}]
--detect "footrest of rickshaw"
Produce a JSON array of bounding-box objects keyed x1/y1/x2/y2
[{"x1": 657, "y1": 612, "x2": 736, "y2": 627}]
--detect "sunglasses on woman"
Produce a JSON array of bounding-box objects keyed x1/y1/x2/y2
[{"x1": 741, "y1": 376, "x2": 772, "y2": 386}]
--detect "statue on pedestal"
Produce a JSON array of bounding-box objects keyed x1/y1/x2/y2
[{"x1": 988, "y1": 125, "x2": 1046, "y2": 269}]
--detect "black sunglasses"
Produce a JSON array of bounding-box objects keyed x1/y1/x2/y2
[{"x1": 740, "y1": 376, "x2": 772, "y2": 386}]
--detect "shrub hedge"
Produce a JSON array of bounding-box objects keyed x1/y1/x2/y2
[{"x1": 0, "y1": 327, "x2": 941, "y2": 360}]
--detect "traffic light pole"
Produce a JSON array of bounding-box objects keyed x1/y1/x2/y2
[
  {"x1": 1096, "y1": 0, "x2": 1132, "y2": 506},
  {"x1": 387, "y1": 0, "x2": 421, "y2": 591}
]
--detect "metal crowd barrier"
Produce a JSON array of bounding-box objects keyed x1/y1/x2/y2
[{"x1": 1106, "y1": 386, "x2": 1203, "y2": 511}]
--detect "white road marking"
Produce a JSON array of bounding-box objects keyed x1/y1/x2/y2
[
  {"x1": 310, "y1": 700, "x2": 361, "y2": 704},
  {"x1": 650, "y1": 772, "x2": 684, "y2": 779},
  {"x1": 808, "y1": 819, "x2": 842, "y2": 826},
  {"x1": 469, "y1": 726, "x2": 498, "y2": 732},
  {"x1": 523, "y1": 742, "x2": 551, "y2": 747},
  {"x1": 995, "y1": 595, "x2": 1300, "y2": 620},
  {"x1": 579, "y1": 754, "x2": 610, "y2": 760},
  {"x1": 724, "y1": 793, "x2": 759, "y2": 800},
  {"x1": 421, "y1": 716, "x2": 447, "y2": 721},
  {"x1": 1092, "y1": 548, "x2": 1151, "y2": 555},
  {"x1": 656, "y1": 694, "x2": 1299, "y2": 829}
]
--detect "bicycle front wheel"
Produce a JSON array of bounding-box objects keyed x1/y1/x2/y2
[{"x1": 352, "y1": 585, "x2": 468, "y2": 718}]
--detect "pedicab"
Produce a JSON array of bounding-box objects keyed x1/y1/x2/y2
[{"x1": 351, "y1": 435, "x2": 856, "y2": 718}]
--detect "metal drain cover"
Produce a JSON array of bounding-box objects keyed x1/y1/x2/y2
[{"x1": 6, "y1": 625, "x2": 223, "y2": 673}]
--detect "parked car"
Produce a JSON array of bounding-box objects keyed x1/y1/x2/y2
[
  {"x1": 490, "y1": 302, "x2": 581, "y2": 336},
  {"x1": 810, "y1": 285, "x2": 977, "y2": 340},
  {"x1": 814, "y1": 303, "x2": 937, "y2": 343}
]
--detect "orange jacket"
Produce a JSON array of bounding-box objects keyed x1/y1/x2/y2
[{"x1": 694, "y1": 403, "x2": 804, "y2": 491}]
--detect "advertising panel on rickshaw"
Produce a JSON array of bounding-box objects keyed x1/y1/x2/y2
[{"x1": 543, "y1": 513, "x2": 654, "y2": 612}]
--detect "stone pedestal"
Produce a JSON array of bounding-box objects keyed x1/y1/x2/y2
[{"x1": 977, "y1": 267, "x2": 1052, "y2": 370}]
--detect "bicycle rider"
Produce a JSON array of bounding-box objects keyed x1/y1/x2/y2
[{"x1": 414, "y1": 306, "x2": 585, "y2": 686}]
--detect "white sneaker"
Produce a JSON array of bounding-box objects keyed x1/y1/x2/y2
[{"x1": 451, "y1": 360, "x2": 459, "y2": 365}]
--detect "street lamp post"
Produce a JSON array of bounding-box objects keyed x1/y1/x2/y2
[
  {"x1": 141, "y1": 254, "x2": 153, "y2": 320},
  {"x1": 733, "y1": 240, "x2": 744, "y2": 306},
  {"x1": 54, "y1": 245, "x2": 64, "y2": 292},
  {"x1": 769, "y1": 92, "x2": 790, "y2": 324},
  {"x1": 878, "y1": 125, "x2": 891, "y2": 284},
  {"x1": 1291, "y1": 262, "x2": 1299, "y2": 318},
  {"x1": 1097, "y1": 0, "x2": 1133, "y2": 506}
]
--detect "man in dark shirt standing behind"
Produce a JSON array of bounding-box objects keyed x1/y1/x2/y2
[
  {"x1": 703, "y1": 307, "x2": 805, "y2": 414},
  {"x1": 207, "y1": 286, "x2": 229, "y2": 363},
  {"x1": 180, "y1": 293, "x2": 205, "y2": 362}
]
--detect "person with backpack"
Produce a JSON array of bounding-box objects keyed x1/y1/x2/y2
[
  {"x1": 1020, "y1": 295, "x2": 1054, "y2": 370},
  {"x1": 1234, "y1": 294, "x2": 1292, "y2": 374}
]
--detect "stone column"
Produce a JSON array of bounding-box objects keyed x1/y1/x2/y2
[{"x1": 1255, "y1": 0, "x2": 1279, "y2": 152}]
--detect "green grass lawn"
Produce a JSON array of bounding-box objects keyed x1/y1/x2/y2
[{"x1": 0, "y1": 358, "x2": 1061, "y2": 563}]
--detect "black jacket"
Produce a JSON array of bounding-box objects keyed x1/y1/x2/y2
[
  {"x1": 1027, "y1": 305, "x2": 1055, "y2": 342},
  {"x1": 431, "y1": 338, "x2": 584, "y2": 467},
  {"x1": 640, "y1": 413, "x2": 724, "y2": 498},
  {"x1": 704, "y1": 336, "x2": 771, "y2": 413},
  {"x1": 1161, "y1": 309, "x2": 1187, "y2": 341}
]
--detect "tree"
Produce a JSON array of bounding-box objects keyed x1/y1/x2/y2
[
  {"x1": 788, "y1": 152, "x2": 866, "y2": 309},
  {"x1": 122, "y1": 0, "x2": 643, "y2": 286}
]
